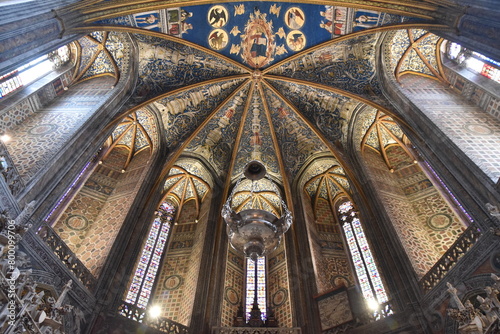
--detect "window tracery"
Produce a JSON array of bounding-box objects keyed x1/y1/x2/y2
[
  {"x1": 446, "y1": 41, "x2": 500, "y2": 83},
  {"x1": 0, "y1": 45, "x2": 70, "y2": 99},
  {"x1": 338, "y1": 201, "x2": 389, "y2": 310},
  {"x1": 125, "y1": 201, "x2": 175, "y2": 309},
  {"x1": 245, "y1": 257, "x2": 267, "y2": 321}
]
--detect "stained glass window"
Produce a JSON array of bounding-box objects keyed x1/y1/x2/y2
[
  {"x1": 446, "y1": 41, "x2": 500, "y2": 84},
  {"x1": 125, "y1": 201, "x2": 175, "y2": 309},
  {"x1": 0, "y1": 45, "x2": 70, "y2": 99},
  {"x1": 245, "y1": 257, "x2": 267, "y2": 321},
  {"x1": 339, "y1": 201, "x2": 389, "y2": 311}
]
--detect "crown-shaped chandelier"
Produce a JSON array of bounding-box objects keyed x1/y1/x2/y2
[{"x1": 222, "y1": 161, "x2": 293, "y2": 261}]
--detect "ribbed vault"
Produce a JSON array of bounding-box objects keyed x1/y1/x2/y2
[{"x1": 68, "y1": 3, "x2": 449, "y2": 206}]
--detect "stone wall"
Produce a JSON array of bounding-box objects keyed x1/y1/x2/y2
[
  {"x1": 53, "y1": 147, "x2": 151, "y2": 276},
  {"x1": 268, "y1": 242, "x2": 293, "y2": 327},
  {"x1": 4, "y1": 76, "x2": 115, "y2": 182},
  {"x1": 400, "y1": 74, "x2": 500, "y2": 182},
  {"x1": 220, "y1": 248, "x2": 245, "y2": 327},
  {"x1": 313, "y1": 198, "x2": 353, "y2": 293},
  {"x1": 443, "y1": 66, "x2": 500, "y2": 119},
  {"x1": 363, "y1": 148, "x2": 465, "y2": 278},
  {"x1": 151, "y1": 194, "x2": 212, "y2": 326}
]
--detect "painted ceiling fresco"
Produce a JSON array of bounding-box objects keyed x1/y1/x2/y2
[
  {"x1": 388, "y1": 29, "x2": 445, "y2": 83},
  {"x1": 134, "y1": 34, "x2": 247, "y2": 101},
  {"x1": 84, "y1": 1, "x2": 435, "y2": 196},
  {"x1": 301, "y1": 158, "x2": 352, "y2": 217},
  {"x1": 96, "y1": 2, "x2": 409, "y2": 69},
  {"x1": 74, "y1": 31, "x2": 131, "y2": 87}
]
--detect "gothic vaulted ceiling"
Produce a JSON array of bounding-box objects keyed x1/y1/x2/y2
[{"x1": 74, "y1": 1, "x2": 444, "y2": 200}]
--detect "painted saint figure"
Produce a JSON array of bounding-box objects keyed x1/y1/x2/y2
[
  {"x1": 135, "y1": 14, "x2": 158, "y2": 25},
  {"x1": 250, "y1": 32, "x2": 267, "y2": 58}
]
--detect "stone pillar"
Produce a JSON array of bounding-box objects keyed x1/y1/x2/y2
[
  {"x1": 0, "y1": 0, "x2": 80, "y2": 75},
  {"x1": 432, "y1": 1, "x2": 500, "y2": 61}
]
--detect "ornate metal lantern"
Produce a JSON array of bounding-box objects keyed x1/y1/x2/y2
[{"x1": 222, "y1": 161, "x2": 292, "y2": 261}]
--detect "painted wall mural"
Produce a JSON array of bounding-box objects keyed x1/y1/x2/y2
[
  {"x1": 234, "y1": 89, "x2": 280, "y2": 177},
  {"x1": 75, "y1": 32, "x2": 130, "y2": 83},
  {"x1": 269, "y1": 34, "x2": 381, "y2": 99},
  {"x1": 388, "y1": 29, "x2": 445, "y2": 83}
]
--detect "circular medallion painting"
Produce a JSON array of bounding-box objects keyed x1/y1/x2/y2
[
  {"x1": 163, "y1": 275, "x2": 183, "y2": 290},
  {"x1": 208, "y1": 29, "x2": 229, "y2": 50},
  {"x1": 284, "y1": 7, "x2": 305, "y2": 29},
  {"x1": 28, "y1": 124, "x2": 57, "y2": 135},
  {"x1": 427, "y1": 213, "x2": 452, "y2": 230},
  {"x1": 224, "y1": 287, "x2": 239, "y2": 305},
  {"x1": 464, "y1": 123, "x2": 493, "y2": 135},
  {"x1": 272, "y1": 288, "x2": 288, "y2": 307},
  {"x1": 331, "y1": 275, "x2": 350, "y2": 288},
  {"x1": 65, "y1": 215, "x2": 89, "y2": 231},
  {"x1": 286, "y1": 30, "x2": 306, "y2": 51},
  {"x1": 208, "y1": 5, "x2": 228, "y2": 28}
]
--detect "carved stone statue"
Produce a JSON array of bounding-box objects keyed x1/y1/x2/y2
[
  {"x1": 486, "y1": 203, "x2": 500, "y2": 220},
  {"x1": 447, "y1": 283, "x2": 484, "y2": 334},
  {"x1": 476, "y1": 296, "x2": 497, "y2": 327},
  {"x1": 15, "y1": 200, "x2": 36, "y2": 229},
  {"x1": 484, "y1": 286, "x2": 500, "y2": 309}
]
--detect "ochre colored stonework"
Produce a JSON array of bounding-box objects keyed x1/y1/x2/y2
[
  {"x1": 444, "y1": 67, "x2": 500, "y2": 119},
  {"x1": 221, "y1": 248, "x2": 245, "y2": 327},
  {"x1": 310, "y1": 198, "x2": 353, "y2": 294},
  {"x1": 364, "y1": 148, "x2": 466, "y2": 278},
  {"x1": 178, "y1": 195, "x2": 212, "y2": 325},
  {"x1": 0, "y1": 71, "x2": 73, "y2": 132},
  {"x1": 151, "y1": 192, "x2": 212, "y2": 325},
  {"x1": 268, "y1": 242, "x2": 293, "y2": 327},
  {"x1": 53, "y1": 147, "x2": 151, "y2": 276}
]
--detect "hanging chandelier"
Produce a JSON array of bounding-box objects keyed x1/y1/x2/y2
[{"x1": 222, "y1": 161, "x2": 293, "y2": 261}]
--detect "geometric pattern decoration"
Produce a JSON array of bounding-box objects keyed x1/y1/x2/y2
[
  {"x1": 269, "y1": 34, "x2": 382, "y2": 99},
  {"x1": 5, "y1": 108, "x2": 88, "y2": 182},
  {"x1": 163, "y1": 165, "x2": 211, "y2": 221},
  {"x1": 389, "y1": 29, "x2": 447, "y2": 84},
  {"x1": 263, "y1": 85, "x2": 328, "y2": 179},
  {"x1": 154, "y1": 78, "x2": 246, "y2": 151},
  {"x1": 104, "y1": 109, "x2": 155, "y2": 170},
  {"x1": 360, "y1": 110, "x2": 415, "y2": 171},
  {"x1": 266, "y1": 79, "x2": 348, "y2": 144},
  {"x1": 185, "y1": 84, "x2": 250, "y2": 177},
  {"x1": 134, "y1": 34, "x2": 247, "y2": 101},
  {"x1": 231, "y1": 178, "x2": 282, "y2": 218},
  {"x1": 233, "y1": 87, "x2": 281, "y2": 179},
  {"x1": 73, "y1": 32, "x2": 126, "y2": 87},
  {"x1": 304, "y1": 162, "x2": 351, "y2": 220}
]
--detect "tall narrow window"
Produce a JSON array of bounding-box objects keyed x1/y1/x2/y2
[
  {"x1": 338, "y1": 201, "x2": 388, "y2": 311},
  {"x1": 125, "y1": 201, "x2": 175, "y2": 309},
  {"x1": 0, "y1": 45, "x2": 70, "y2": 99},
  {"x1": 245, "y1": 257, "x2": 267, "y2": 321},
  {"x1": 447, "y1": 41, "x2": 500, "y2": 83}
]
